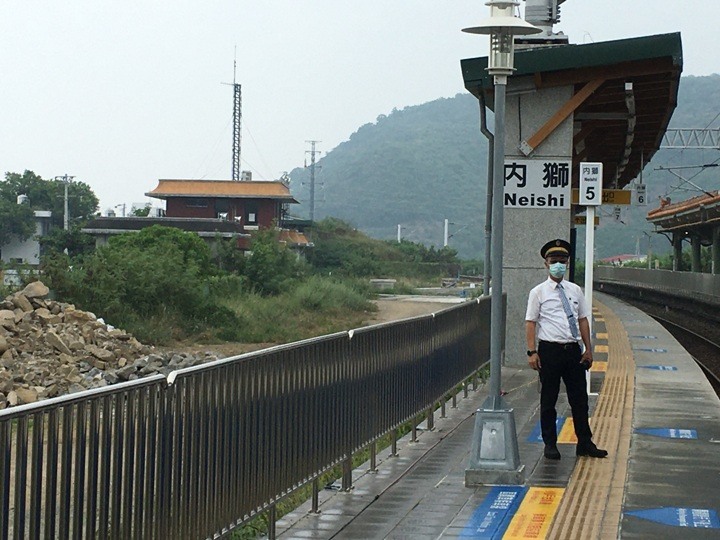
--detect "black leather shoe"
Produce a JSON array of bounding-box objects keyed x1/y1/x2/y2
[
  {"x1": 576, "y1": 442, "x2": 608, "y2": 458},
  {"x1": 544, "y1": 444, "x2": 561, "y2": 460}
]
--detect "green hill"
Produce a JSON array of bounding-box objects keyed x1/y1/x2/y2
[{"x1": 289, "y1": 75, "x2": 720, "y2": 259}]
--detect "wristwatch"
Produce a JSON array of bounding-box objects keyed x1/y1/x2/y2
[{"x1": 527, "y1": 350, "x2": 537, "y2": 357}]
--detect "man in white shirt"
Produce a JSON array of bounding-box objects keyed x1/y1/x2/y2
[{"x1": 525, "y1": 239, "x2": 608, "y2": 460}]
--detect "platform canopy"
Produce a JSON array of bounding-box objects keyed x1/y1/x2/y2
[
  {"x1": 647, "y1": 191, "x2": 720, "y2": 243},
  {"x1": 461, "y1": 32, "x2": 683, "y2": 190}
]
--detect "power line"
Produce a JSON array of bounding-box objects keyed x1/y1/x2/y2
[{"x1": 655, "y1": 163, "x2": 718, "y2": 197}]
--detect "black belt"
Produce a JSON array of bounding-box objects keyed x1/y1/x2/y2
[{"x1": 539, "y1": 340, "x2": 579, "y2": 350}]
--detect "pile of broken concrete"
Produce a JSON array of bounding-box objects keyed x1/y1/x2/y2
[{"x1": 0, "y1": 281, "x2": 220, "y2": 409}]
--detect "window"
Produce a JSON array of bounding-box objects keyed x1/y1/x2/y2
[
  {"x1": 185, "y1": 198, "x2": 208, "y2": 208},
  {"x1": 245, "y1": 202, "x2": 258, "y2": 225},
  {"x1": 39, "y1": 220, "x2": 51, "y2": 236}
]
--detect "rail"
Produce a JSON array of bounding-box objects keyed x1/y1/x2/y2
[{"x1": 0, "y1": 297, "x2": 494, "y2": 539}]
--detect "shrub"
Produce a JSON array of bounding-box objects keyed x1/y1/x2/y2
[
  {"x1": 244, "y1": 227, "x2": 302, "y2": 295},
  {"x1": 107, "y1": 225, "x2": 215, "y2": 274},
  {"x1": 41, "y1": 227, "x2": 240, "y2": 343}
]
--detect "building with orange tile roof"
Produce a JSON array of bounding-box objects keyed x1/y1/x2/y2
[
  {"x1": 145, "y1": 179, "x2": 298, "y2": 227},
  {"x1": 83, "y1": 178, "x2": 311, "y2": 254}
]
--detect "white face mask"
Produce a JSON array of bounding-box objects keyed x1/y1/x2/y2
[{"x1": 549, "y1": 262, "x2": 566, "y2": 278}]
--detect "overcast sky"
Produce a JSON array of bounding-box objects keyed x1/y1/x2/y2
[{"x1": 1, "y1": 1, "x2": 718, "y2": 214}]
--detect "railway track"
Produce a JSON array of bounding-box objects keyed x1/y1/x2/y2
[
  {"x1": 650, "y1": 314, "x2": 720, "y2": 396},
  {"x1": 603, "y1": 293, "x2": 720, "y2": 396}
]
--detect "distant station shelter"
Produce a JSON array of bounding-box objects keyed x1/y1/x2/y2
[
  {"x1": 647, "y1": 190, "x2": 720, "y2": 273},
  {"x1": 460, "y1": 32, "x2": 683, "y2": 364}
]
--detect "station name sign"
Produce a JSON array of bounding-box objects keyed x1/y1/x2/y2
[{"x1": 504, "y1": 159, "x2": 570, "y2": 209}]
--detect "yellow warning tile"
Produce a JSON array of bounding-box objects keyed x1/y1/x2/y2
[
  {"x1": 503, "y1": 487, "x2": 565, "y2": 539},
  {"x1": 591, "y1": 361, "x2": 608, "y2": 373},
  {"x1": 594, "y1": 317, "x2": 606, "y2": 322},
  {"x1": 594, "y1": 344, "x2": 609, "y2": 354},
  {"x1": 557, "y1": 418, "x2": 578, "y2": 443},
  {"x1": 595, "y1": 332, "x2": 609, "y2": 340}
]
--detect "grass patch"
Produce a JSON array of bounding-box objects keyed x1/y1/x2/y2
[
  {"x1": 385, "y1": 281, "x2": 418, "y2": 295},
  {"x1": 218, "y1": 276, "x2": 377, "y2": 344}
]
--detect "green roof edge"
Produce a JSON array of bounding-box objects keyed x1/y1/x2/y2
[{"x1": 461, "y1": 32, "x2": 683, "y2": 94}]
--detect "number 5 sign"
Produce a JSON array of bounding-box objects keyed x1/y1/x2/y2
[{"x1": 579, "y1": 162, "x2": 603, "y2": 206}]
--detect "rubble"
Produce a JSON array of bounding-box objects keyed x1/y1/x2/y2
[{"x1": 0, "y1": 281, "x2": 220, "y2": 409}]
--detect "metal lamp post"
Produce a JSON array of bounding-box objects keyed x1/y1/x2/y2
[
  {"x1": 643, "y1": 231, "x2": 653, "y2": 269},
  {"x1": 463, "y1": 1, "x2": 540, "y2": 486}
]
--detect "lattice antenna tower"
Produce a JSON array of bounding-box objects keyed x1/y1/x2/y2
[
  {"x1": 232, "y1": 58, "x2": 242, "y2": 181},
  {"x1": 223, "y1": 53, "x2": 243, "y2": 181}
]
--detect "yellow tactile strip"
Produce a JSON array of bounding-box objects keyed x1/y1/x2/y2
[
  {"x1": 505, "y1": 487, "x2": 565, "y2": 539},
  {"x1": 546, "y1": 299, "x2": 635, "y2": 539}
]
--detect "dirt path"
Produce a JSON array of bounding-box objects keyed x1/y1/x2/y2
[
  {"x1": 155, "y1": 296, "x2": 465, "y2": 359},
  {"x1": 368, "y1": 296, "x2": 462, "y2": 324}
]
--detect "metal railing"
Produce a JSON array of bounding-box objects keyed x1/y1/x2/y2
[
  {"x1": 0, "y1": 297, "x2": 493, "y2": 539},
  {"x1": 594, "y1": 266, "x2": 720, "y2": 303}
]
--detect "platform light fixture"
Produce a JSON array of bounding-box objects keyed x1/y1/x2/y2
[
  {"x1": 463, "y1": 1, "x2": 541, "y2": 486},
  {"x1": 462, "y1": 1, "x2": 540, "y2": 76}
]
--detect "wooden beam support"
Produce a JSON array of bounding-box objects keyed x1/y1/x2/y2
[{"x1": 519, "y1": 79, "x2": 605, "y2": 156}]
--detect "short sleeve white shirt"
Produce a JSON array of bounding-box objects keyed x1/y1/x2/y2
[{"x1": 525, "y1": 277, "x2": 589, "y2": 343}]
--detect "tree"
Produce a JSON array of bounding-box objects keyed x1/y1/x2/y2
[
  {"x1": 244, "y1": 227, "x2": 301, "y2": 295},
  {"x1": 41, "y1": 226, "x2": 238, "y2": 342},
  {"x1": 0, "y1": 197, "x2": 35, "y2": 245},
  {"x1": 39, "y1": 227, "x2": 96, "y2": 258},
  {"x1": 132, "y1": 204, "x2": 151, "y2": 217},
  {"x1": 1, "y1": 170, "x2": 99, "y2": 231}
]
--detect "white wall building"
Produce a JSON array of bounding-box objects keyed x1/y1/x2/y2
[{"x1": 0, "y1": 210, "x2": 53, "y2": 265}]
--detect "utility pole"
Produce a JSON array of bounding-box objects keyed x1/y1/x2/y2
[
  {"x1": 305, "y1": 140, "x2": 321, "y2": 223},
  {"x1": 114, "y1": 203, "x2": 127, "y2": 217},
  {"x1": 54, "y1": 174, "x2": 75, "y2": 230},
  {"x1": 444, "y1": 219, "x2": 455, "y2": 247}
]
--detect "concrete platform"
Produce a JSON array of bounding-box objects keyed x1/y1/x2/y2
[{"x1": 273, "y1": 292, "x2": 720, "y2": 539}]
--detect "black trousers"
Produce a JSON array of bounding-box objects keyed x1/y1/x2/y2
[{"x1": 538, "y1": 340, "x2": 592, "y2": 445}]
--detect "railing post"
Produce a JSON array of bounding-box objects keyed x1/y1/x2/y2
[
  {"x1": 157, "y1": 387, "x2": 174, "y2": 540},
  {"x1": 342, "y1": 456, "x2": 353, "y2": 491},
  {"x1": 411, "y1": 419, "x2": 418, "y2": 442},
  {"x1": 267, "y1": 505, "x2": 276, "y2": 540},
  {"x1": 311, "y1": 479, "x2": 320, "y2": 513},
  {"x1": 369, "y1": 441, "x2": 377, "y2": 472},
  {"x1": 452, "y1": 389, "x2": 458, "y2": 409},
  {"x1": 390, "y1": 429, "x2": 398, "y2": 457},
  {"x1": 441, "y1": 397, "x2": 447, "y2": 418},
  {"x1": 427, "y1": 405, "x2": 435, "y2": 431},
  {"x1": 464, "y1": 380, "x2": 469, "y2": 398}
]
